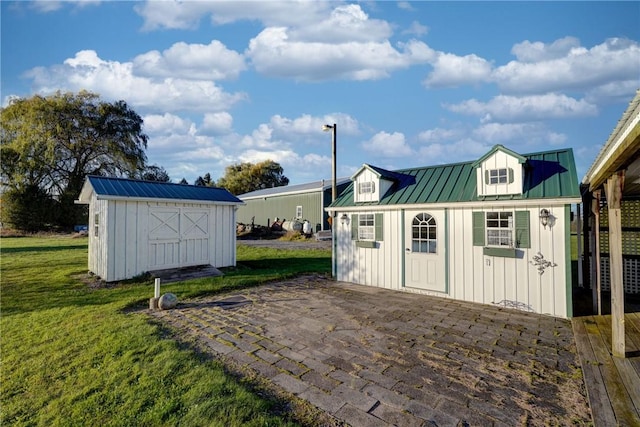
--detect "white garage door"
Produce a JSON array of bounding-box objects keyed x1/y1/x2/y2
[{"x1": 148, "y1": 207, "x2": 210, "y2": 269}]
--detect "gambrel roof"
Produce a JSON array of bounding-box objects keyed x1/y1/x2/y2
[
  {"x1": 77, "y1": 176, "x2": 243, "y2": 205},
  {"x1": 330, "y1": 148, "x2": 580, "y2": 207}
]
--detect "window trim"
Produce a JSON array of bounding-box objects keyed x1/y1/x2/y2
[
  {"x1": 486, "y1": 211, "x2": 514, "y2": 247},
  {"x1": 358, "y1": 181, "x2": 375, "y2": 194},
  {"x1": 484, "y1": 168, "x2": 515, "y2": 185},
  {"x1": 358, "y1": 213, "x2": 375, "y2": 241},
  {"x1": 351, "y1": 213, "x2": 383, "y2": 244},
  {"x1": 473, "y1": 210, "x2": 531, "y2": 250}
]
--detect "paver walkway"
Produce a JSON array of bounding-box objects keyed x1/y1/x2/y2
[{"x1": 151, "y1": 275, "x2": 591, "y2": 426}]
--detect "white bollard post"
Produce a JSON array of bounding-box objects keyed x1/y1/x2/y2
[{"x1": 149, "y1": 278, "x2": 161, "y2": 310}]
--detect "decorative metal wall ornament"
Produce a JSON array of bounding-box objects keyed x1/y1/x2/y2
[{"x1": 530, "y1": 252, "x2": 557, "y2": 275}]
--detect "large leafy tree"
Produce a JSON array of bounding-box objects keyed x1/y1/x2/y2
[
  {"x1": 216, "y1": 160, "x2": 289, "y2": 195},
  {"x1": 0, "y1": 91, "x2": 148, "y2": 228}
]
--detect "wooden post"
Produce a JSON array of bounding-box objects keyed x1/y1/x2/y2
[
  {"x1": 577, "y1": 203, "x2": 583, "y2": 288},
  {"x1": 605, "y1": 171, "x2": 625, "y2": 358},
  {"x1": 591, "y1": 190, "x2": 602, "y2": 315},
  {"x1": 582, "y1": 189, "x2": 592, "y2": 295}
]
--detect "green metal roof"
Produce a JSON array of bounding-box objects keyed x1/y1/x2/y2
[{"x1": 330, "y1": 148, "x2": 580, "y2": 208}]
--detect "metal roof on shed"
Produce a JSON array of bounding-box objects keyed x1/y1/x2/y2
[
  {"x1": 78, "y1": 176, "x2": 243, "y2": 204},
  {"x1": 330, "y1": 148, "x2": 580, "y2": 208},
  {"x1": 238, "y1": 177, "x2": 350, "y2": 199}
]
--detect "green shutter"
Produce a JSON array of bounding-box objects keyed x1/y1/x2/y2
[
  {"x1": 508, "y1": 168, "x2": 514, "y2": 184},
  {"x1": 375, "y1": 213, "x2": 383, "y2": 241},
  {"x1": 515, "y1": 210, "x2": 530, "y2": 248},
  {"x1": 472, "y1": 212, "x2": 485, "y2": 246},
  {"x1": 484, "y1": 170, "x2": 489, "y2": 184},
  {"x1": 351, "y1": 214, "x2": 358, "y2": 240}
]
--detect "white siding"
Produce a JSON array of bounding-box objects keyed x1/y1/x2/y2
[
  {"x1": 88, "y1": 198, "x2": 237, "y2": 282},
  {"x1": 335, "y1": 203, "x2": 572, "y2": 318},
  {"x1": 336, "y1": 211, "x2": 402, "y2": 289},
  {"x1": 88, "y1": 196, "x2": 109, "y2": 280},
  {"x1": 476, "y1": 151, "x2": 523, "y2": 197}
]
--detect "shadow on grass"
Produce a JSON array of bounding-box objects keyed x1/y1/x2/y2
[
  {"x1": 4, "y1": 255, "x2": 332, "y2": 316},
  {"x1": 1, "y1": 244, "x2": 88, "y2": 254}
]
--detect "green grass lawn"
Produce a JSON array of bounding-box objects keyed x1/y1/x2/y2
[{"x1": 1, "y1": 236, "x2": 331, "y2": 426}]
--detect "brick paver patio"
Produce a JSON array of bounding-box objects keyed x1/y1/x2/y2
[{"x1": 151, "y1": 275, "x2": 591, "y2": 426}]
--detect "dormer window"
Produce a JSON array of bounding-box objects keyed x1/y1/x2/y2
[
  {"x1": 358, "y1": 181, "x2": 375, "y2": 194},
  {"x1": 473, "y1": 145, "x2": 525, "y2": 197},
  {"x1": 489, "y1": 168, "x2": 508, "y2": 184}
]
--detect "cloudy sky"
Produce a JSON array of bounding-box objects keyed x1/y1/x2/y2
[{"x1": 2, "y1": 1, "x2": 639, "y2": 185}]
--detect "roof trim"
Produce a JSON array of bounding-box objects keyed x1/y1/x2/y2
[
  {"x1": 350, "y1": 164, "x2": 411, "y2": 182},
  {"x1": 582, "y1": 89, "x2": 640, "y2": 190},
  {"x1": 326, "y1": 197, "x2": 582, "y2": 212},
  {"x1": 471, "y1": 144, "x2": 527, "y2": 168},
  {"x1": 76, "y1": 175, "x2": 243, "y2": 205},
  {"x1": 238, "y1": 177, "x2": 350, "y2": 199}
]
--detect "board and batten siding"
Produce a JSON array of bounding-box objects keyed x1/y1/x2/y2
[
  {"x1": 335, "y1": 210, "x2": 402, "y2": 289},
  {"x1": 334, "y1": 203, "x2": 572, "y2": 318},
  {"x1": 448, "y1": 204, "x2": 570, "y2": 318},
  {"x1": 89, "y1": 199, "x2": 237, "y2": 282},
  {"x1": 238, "y1": 192, "x2": 323, "y2": 229}
]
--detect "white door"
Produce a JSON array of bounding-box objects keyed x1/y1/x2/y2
[
  {"x1": 148, "y1": 207, "x2": 210, "y2": 269},
  {"x1": 148, "y1": 208, "x2": 181, "y2": 269},
  {"x1": 404, "y1": 210, "x2": 446, "y2": 292},
  {"x1": 180, "y1": 209, "x2": 209, "y2": 266}
]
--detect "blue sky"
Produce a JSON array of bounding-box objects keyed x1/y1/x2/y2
[{"x1": 2, "y1": 1, "x2": 639, "y2": 186}]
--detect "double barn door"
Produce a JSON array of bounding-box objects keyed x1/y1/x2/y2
[{"x1": 148, "y1": 207, "x2": 210, "y2": 269}]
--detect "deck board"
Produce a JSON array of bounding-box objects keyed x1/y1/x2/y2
[{"x1": 572, "y1": 314, "x2": 640, "y2": 427}]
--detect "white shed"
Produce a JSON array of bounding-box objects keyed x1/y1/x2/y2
[
  {"x1": 327, "y1": 145, "x2": 581, "y2": 318},
  {"x1": 76, "y1": 176, "x2": 243, "y2": 282}
]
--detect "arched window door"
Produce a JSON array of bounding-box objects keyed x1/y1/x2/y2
[{"x1": 411, "y1": 213, "x2": 437, "y2": 253}]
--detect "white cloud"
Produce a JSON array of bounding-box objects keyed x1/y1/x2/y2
[
  {"x1": 417, "y1": 127, "x2": 463, "y2": 143},
  {"x1": 445, "y1": 93, "x2": 598, "y2": 122},
  {"x1": 417, "y1": 139, "x2": 490, "y2": 164},
  {"x1": 511, "y1": 37, "x2": 581, "y2": 62},
  {"x1": 472, "y1": 122, "x2": 567, "y2": 146},
  {"x1": 201, "y1": 112, "x2": 233, "y2": 135},
  {"x1": 424, "y1": 52, "x2": 492, "y2": 88},
  {"x1": 132, "y1": 40, "x2": 246, "y2": 81},
  {"x1": 247, "y1": 27, "x2": 434, "y2": 81},
  {"x1": 291, "y1": 4, "x2": 392, "y2": 43},
  {"x1": 403, "y1": 21, "x2": 428, "y2": 37},
  {"x1": 143, "y1": 113, "x2": 194, "y2": 136},
  {"x1": 397, "y1": 2, "x2": 415, "y2": 12},
  {"x1": 269, "y1": 113, "x2": 360, "y2": 139},
  {"x1": 28, "y1": 0, "x2": 101, "y2": 13},
  {"x1": 494, "y1": 37, "x2": 640, "y2": 95},
  {"x1": 362, "y1": 131, "x2": 413, "y2": 157},
  {"x1": 239, "y1": 148, "x2": 302, "y2": 166},
  {"x1": 25, "y1": 50, "x2": 247, "y2": 113},
  {"x1": 135, "y1": 1, "x2": 330, "y2": 30}
]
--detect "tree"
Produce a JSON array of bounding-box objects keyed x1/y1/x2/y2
[
  {"x1": 216, "y1": 160, "x2": 289, "y2": 195},
  {"x1": 0, "y1": 184, "x2": 57, "y2": 232},
  {"x1": 179, "y1": 178, "x2": 189, "y2": 185},
  {"x1": 0, "y1": 91, "x2": 148, "y2": 229},
  {"x1": 194, "y1": 172, "x2": 213, "y2": 187},
  {"x1": 137, "y1": 164, "x2": 170, "y2": 182}
]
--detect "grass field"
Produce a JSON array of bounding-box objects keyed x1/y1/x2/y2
[{"x1": 1, "y1": 236, "x2": 331, "y2": 426}]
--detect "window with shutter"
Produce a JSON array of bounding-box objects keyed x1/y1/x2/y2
[
  {"x1": 472, "y1": 212, "x2": 485, "y2": 246},
  {"x1": 514, "y1": 210, "x2": 530, "y2": 248},
  {"x1": 351, "y1": 213, "x2": 383, "y2": 243}
]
